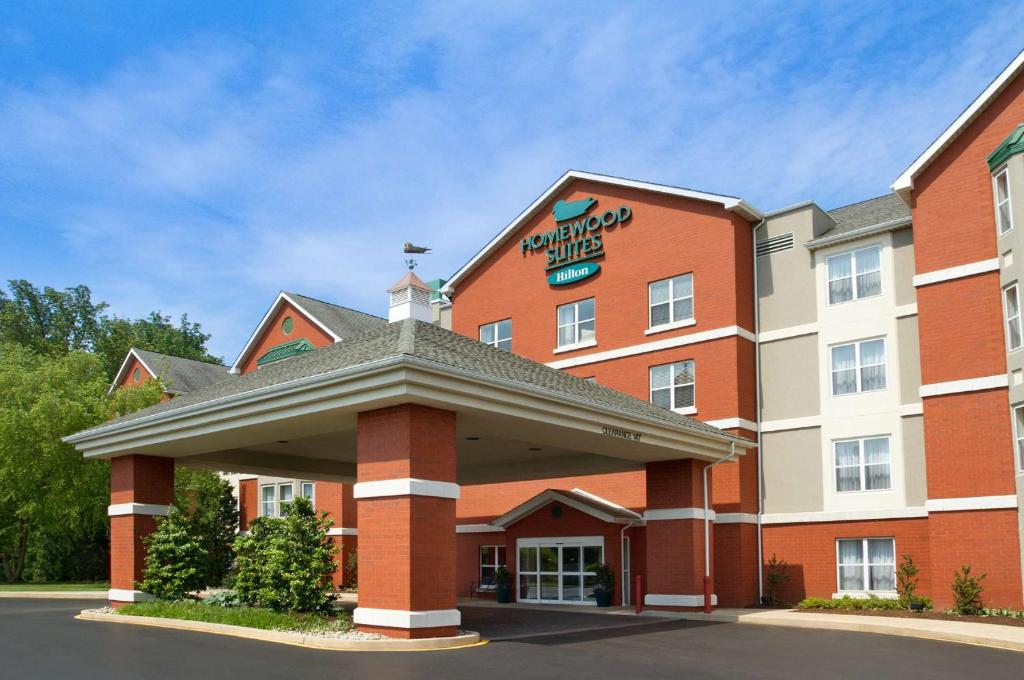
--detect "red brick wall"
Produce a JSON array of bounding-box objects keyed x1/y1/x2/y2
[
  {"x1": 238, "y1": 300, "x2": 334, "y2": 374},
  {"x1": 763, "y1": 518, "x2": 931, "y2": 605},
  {"x1": 109, "y1": 455, "x2": 175, "y2": 596},
  {"x1": 928, "y1": 509, "x2": 1023, "y2": 609},
  {"x1": 356, "y1": 405, "x2": 456, "y2": 482},
  {"x1": 117, "y1": 356, "x2": 153, "y2": 389},
  {"x1": 238, "y1": 478, "x2": 257, "y2": 530}
]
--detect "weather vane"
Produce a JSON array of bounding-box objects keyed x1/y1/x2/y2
[{"x1": 402, "y1": 242, "x2": 431, "y2": 270}]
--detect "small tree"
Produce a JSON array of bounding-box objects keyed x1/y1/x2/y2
[
  {"x1": 952, "y1": 565, "x2": 986, "y2": 615},
  {"x1": 175, "y1": 469, "x2": 239, "y2": 587},
  {"x1": 234, "y1": 496, "x2": 337, "y2": 612},
  {"x1": 896, "y1": 554, "x2": 920, "y2": 609},
  {"x1": 764, "y1": 553, "x2": 790, "y2": 606},
  {"x1": 139, "y1": 508, "x2": 207, "y2": 600},
  {"x1": 345, "y1": 550, "x2": 358, "y2": 590}
]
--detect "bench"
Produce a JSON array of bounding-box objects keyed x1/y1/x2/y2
[{"x1": 469, "y1": 577, "x2": 497, "y2": 598}]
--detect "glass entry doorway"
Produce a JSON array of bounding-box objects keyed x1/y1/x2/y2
[{"x1": 517, "y1": 537, "x2": 604, "y2": 605}]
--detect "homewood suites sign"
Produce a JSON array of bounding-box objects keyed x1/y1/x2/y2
[{"x1": 520, "y1": 197, "x2": 632, "y2": 283}]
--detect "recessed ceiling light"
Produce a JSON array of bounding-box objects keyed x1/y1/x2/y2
[
  {"x1": 529, "y1": 447, "x2": 541, "y2": 451},
  {"x1": 276, "y1": 440, "x2": 289, "y2": 444},
  {"x1": 466, "y1": 436, "x2": 480, "y2": 441}
]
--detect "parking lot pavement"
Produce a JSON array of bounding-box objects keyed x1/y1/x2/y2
[{"x1": 3, "y1": 599, "x2": 1022, "y2": 680}]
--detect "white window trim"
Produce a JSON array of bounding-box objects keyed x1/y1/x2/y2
[
  {"x1": 826, "y1": 244, "x2": 882, "y2": 306},
  {"x1": 480, "y1": 319, "x2": 512, "y2": 350},
  {"x1": 835, "y1": 537, "x2": 897, "y2": 595},
  {"x1": 479, "y1": 545, "x2": 506, "y2": 585},
  {"x1": 300, "y1": 480, "x2": 315, "y2": 505},
  {"x1": 1013, "y1": 404, "x2": 1024, "y2": 472},
  {"x1": 830, "y1": 337, "x2": 887, "y2": 396},
  {"x1": 556, "y1": 298, "x2": 596, "y2": 350},
  {"x1": 649, "y1": 360, "x2": 696, "y2": 412},
  {"x1": 647, "y1": 273, "x2": 695, "y2": 332},
  {"x1": 832, "y1": 436, "x2": 892, "y2": 494},
  {"x1": 1003, "y1": 282, "x2": 1022, "y2": 353},
  {"x1": 995, "y1": 166, "x2": 1014, "y2": 236}
]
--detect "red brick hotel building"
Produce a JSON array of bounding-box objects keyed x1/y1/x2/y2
[{"x1": 70, "y1": 51, "x2": 1024, "y2": 638}]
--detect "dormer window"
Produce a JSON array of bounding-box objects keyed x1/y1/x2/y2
[{"x1": 995, "y1": 167, "x2": 1014, "y2": 235}]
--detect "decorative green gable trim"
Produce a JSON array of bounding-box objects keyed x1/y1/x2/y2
[
  {"x1": 988, "y1": 123, "x2": 1024, "y2": 171},
  {"x1": 256, "y1": 339, "x2": 316, "y2": 366}
]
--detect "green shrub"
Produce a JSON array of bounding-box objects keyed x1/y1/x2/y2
[
  {"x1": 205, "y1": 589, "x2": 240, "y2": 608},
  {"x1": 896, "y1": 554, "x2": 920, "y2": 609},
  {"x1": 234, "y1": 496, "x2": 337, "y2": 612},
  {"x1": 174, "y1": 469, "x2": 239, "y2": 588},
  {"x1": 593, "y1": 563, "x2": 615, "y2": 594},
  {"x1": 951, "y1": 565, "x2": 986, "y2": 615},
  {"x1": 982, "y1": 607, "x2": 1024, "y2": 619},
  {"x1": 120, "y1": 599, "x2": 351, "y2": 633},
  {"x1": 139, "y1": 508, "x2": 207, "y2": 600},
  {"x1": 344, "y1": 550, "x2": 357, "y2": 590},
  {"x1": 797, "y1": 594, "x2": 920, "y2": 611},
  {"x1": 764, "y1": 553, "x2": 790, "y2": 605}
]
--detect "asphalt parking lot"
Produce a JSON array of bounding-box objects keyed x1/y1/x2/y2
[{"x1": 2, "y1": 599, "x2": 1021, "y2": 679}]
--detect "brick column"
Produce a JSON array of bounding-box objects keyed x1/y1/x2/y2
[
  {"x1": 108, "y1": 454, "x2": 175, "y2": 607},
  {"x1": 643, "y1": 459, "x2": 715, "y2": 611},
  {"x1": 353, "y1": 404, "x2": 459, "y2": 639}
]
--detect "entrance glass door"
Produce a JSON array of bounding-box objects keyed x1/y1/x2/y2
[{"x1": 517, "y1": 539, "x2": 604, "y2": 604}]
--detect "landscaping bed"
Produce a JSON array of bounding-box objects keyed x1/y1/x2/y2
[
  {"x1": 115, "y1": 600, "x2": 354, "y2": 635},
  {"x1": 795, "y1": 607, "x2": 1024, "y2": 628}
]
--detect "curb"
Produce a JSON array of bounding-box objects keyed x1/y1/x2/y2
[
  {"x1": 76, "y1": 610, "x2": 483, "y2": 652},
  {"x1": 658, "y1": 610, "x2": 1024, "y2": 653},
  {"x1": 0, "y1": 591, "x2": 108, "y2": 599}
]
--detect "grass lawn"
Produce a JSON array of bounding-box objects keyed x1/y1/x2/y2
[
  {"x1": 118, "y1": 600, "x2": 353, "y2": 633},
  {"x1": 0, "y1": 582, "x2": 108, "y2": 591}
]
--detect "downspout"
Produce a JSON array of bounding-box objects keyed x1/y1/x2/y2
[
  {"x1": 752, "y1": 220, "x2": 766, "y2": 604},
  {"x1": 703, "y1": 442, "x2": 737, "y2": 613},
  {"x1": 620, "y1": 521, "x2": 634, "y2": 608}
]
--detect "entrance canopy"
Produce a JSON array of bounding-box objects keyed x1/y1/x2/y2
[{"x1": 66, "y1": 319, "x2": 751, "y2": 484}]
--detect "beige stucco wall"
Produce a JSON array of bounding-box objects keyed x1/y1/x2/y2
[
  {"x1": 901, "y1": 415, "x2": 927, "y2": 506},
  {"x1": 760, "y1": 334, "x2": 820, "y2": 421},
  {"x1": 897, "y1": 315, "x2": 922, "y2": 404},
  {"x1": 892, "y1": 227, "x2": 917, "y2": 306},
  {"x1": 762, "y1": 427, "x2": 824, "y2": 513}
]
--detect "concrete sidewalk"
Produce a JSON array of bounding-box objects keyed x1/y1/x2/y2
[{"x1": 649, "y1": 608, "x2": 1024, "y2": 653}]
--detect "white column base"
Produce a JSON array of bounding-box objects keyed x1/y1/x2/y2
[
  {"x1": 108, "y1": 503, "x2": 171, "y2": 517},
  {"x1": 644, "y1": 593, "x2": 717, "y2": 607},
  {"x1": 353, "y1": 478, "x2": 460, "y2": 500},
  {"x1": 108, "y1": 589, "x2": 154, "y2": 603},
  {"x1": 353, "y1": 607, "x2": 461, "y2": 629}
]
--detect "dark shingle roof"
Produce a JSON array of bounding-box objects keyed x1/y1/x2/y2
[
  {"x1": 822, "y1": 194, "x2": 911, "y2": 237},
  {"x1": 285, "y1": 292, "x2": 386, "y2": 338},
  {"x1": 132, "y1": 349, "x2": 229, "y2": 394},
  {"x1": 85, "y1": 320, "x2": 746, "y2": 444}
]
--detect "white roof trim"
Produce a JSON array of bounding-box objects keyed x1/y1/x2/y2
[
  {"x1": 490, "y1": 489, "x2": 643, "y2": 528},
  {"x1": 108, "y1": 348, "x2": 157, "y2": 396},
  {"x1": 892, "y1": 49, "x2": 1024, "y2": 200},
  {"x1": 229, "y1": 292, "x2": 342, "y2": 374},
  {"x1": 441, "y1": 170, "x2": 762, "y2": 295},
  {"x1": 569, "y1": 487, "x2": 643, "y2": 519}
]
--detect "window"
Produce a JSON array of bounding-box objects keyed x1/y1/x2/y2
[
  {"x1": 480, "y1": 319, "x2": 512, "y2": 351},
  {"x1": 827, "y1": 245, "x2": 881, "y2": 304},
  {"x1": 1014, "y1": 405, "x2": 1024, "y2": 471},
  {"x1": 831, "y1": 338, "x2": 886, "y2": 395},
  {"x1": 282, "y1": 316, "x2": 294, "y2": 335},
  {"x1": 557, "y1": 298, "x2": 595, "y2": 348},
  {"x1": 649, "y1": 273, "x2": 694, "y2": 328},
  {"x1": 834, "y1": 437, "x2": 891, "y2": 492},
  {"x1": 650, "y1": 360, "x2": 695, "y2": 411},
  {"x1": 1004, "y1": 284, "x2": 1022, "y2": 352},
  {"x1": 260, "y1": 485, "x2": 275, "y2": 517},
  {"x1": 278, "y1": 483, "x2": 293, "y2": 514},
  {"x1": 996, "y1": 167, "x2": 1014, "y2": 235},
  {"x1": 260, "y1": 482, "x2": 302, "y2": 517},
  {"x1": 837, "y1": 538, "x2": 895, "y2": 593},
  {"x1": 479, "y1": 545, "x2": 507, "y2": 586},
  {"x1": 132, "y1": 367, "x2": 141, "y2": 382},
  {"x1": 300, "y1": 481, "x2": 315, "y2": 502}
]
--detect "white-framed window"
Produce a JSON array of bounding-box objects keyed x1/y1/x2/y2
[
  {"x1": 827, "y1": 245, "x2": 882, "y2": 305},
  {"x1": 995, "y1": 166, "x2": 1014, "y2": 235},
  {"x1": 837, "y1": 538, "x2": 896, "y2": 593},
  {"x1": 649, "y1": 273, "x2": 694, "y2": 328},
  {"x1": 479, "y1": 545, "x2": 507, "y2": 586},
  {"x1": 834, "y1": 436, "x2": 891, "y2": 492},
  {"x1": 830, "y1": 338, "x2": 886, "y2": 395},
  {"x1": 259, "y1": 481, "x2": 310, "y2": 517},
  {"x1": 260, "y1": 484, "x2": 275, "y2": 517},
  {"x1": 557, "y1": 298, "x2": 596, "y2": 348},
  {"x1": 1013, "y1": 404, "x2": 1024, "y2": 471},
  {"x1": 650, "y1": 360, "x2": 695, "y2": 411},
  {"x1": 480, "y1": 319, "x2": 512, "y2": 351},
  {"x1": 300, "y1": 481, "x2": 315, "y2": 502},
  {"x1": 1004, "y1": 283, "x2": 1022, "y2": 352}
]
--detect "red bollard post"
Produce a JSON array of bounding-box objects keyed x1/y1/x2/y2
[{"x1": 634, "y1": 574, "x2": 643, "y2": 614}]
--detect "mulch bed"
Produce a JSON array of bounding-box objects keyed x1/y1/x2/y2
[{"x1": 796, "y1": 608, "x2": 1024, "y2": 628}]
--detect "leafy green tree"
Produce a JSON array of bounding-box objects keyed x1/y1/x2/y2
[
  {"x1": 108, "y1": 380, "x2": 165, "y2": 418},
  {"x1": 235, "y1": 496, "x2": 337, "y2": 612},
  {"x1": 0, "y1": 281, "x2": 107, "y2": 356},
  {"x1": 94, "y1": 312, "x2": 221, "y2": 380},
  {"x1": 139, "y1": 508, "x2": 207, "y2": 600},
  {"x1": 175, "y1": 468, "x2": 239, "y2": 587},
  {"x1": 0, "y1": 345, "x2": 110, "y2": 582}
]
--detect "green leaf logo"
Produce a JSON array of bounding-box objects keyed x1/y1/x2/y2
[{"x1": 552, "y1": 197, "x2": 597, "y2": 222}]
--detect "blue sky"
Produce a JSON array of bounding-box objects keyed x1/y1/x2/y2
[{"x1": 2, "y1": 2, "x2": 1024, "y2": 362}]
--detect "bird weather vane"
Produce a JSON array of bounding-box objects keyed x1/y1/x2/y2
[{"x1": 402, "y1": 242, "x2": 431, "y2": 270}]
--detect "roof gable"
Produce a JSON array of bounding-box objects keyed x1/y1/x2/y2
[
  {"x1": 491, "y1": 488, "x2": 643, "y2": 528},
  {"x1": 441, "y1": 170, "x2": 762, "y2": 295},
  {"x1": 893, "y1": 49, "x2": 1024, "y2": 200},
  {"x1": 109, "y1": 347, "x2": 227, "y2": 396}
]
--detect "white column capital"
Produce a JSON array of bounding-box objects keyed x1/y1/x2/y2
[
  {"x1": 108, "y1": 503, "x2": 171, "y2": 517},
  {"x1": 353, "y1": 478, "x2": 460, "y2": 500},
  {"x1": 643, "y1": 507, "x2": 715, "y2": 521}
]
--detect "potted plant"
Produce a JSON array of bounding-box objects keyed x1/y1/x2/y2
[
  {"x1": 494, "y1": 566, "x2": 511, "y2": 604},
  {"x1": 592, "y1": 563, "x2": 615, "y2": 607}
]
